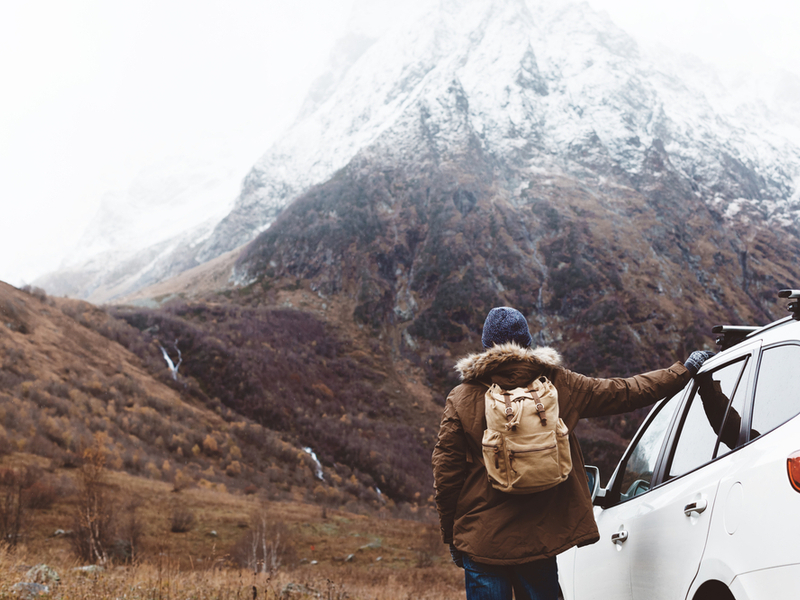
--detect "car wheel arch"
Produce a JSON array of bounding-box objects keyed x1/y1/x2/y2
[{"x1": 692, "y1": 580, "x2": 735, "y2": 600}]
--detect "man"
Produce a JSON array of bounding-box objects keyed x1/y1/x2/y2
[{"x1": 432, "y1": 306, "x2": 711, "y2": 600}]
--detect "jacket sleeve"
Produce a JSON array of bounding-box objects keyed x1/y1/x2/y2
[
  {"x1": 431, "y1": 389, "x2": 467, "y2": 544},
  {"x1": 566, "y1": 361, "x2": 691, "y2": 419}
]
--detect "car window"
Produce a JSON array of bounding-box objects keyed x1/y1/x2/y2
[
  {"x1": 618, "y1": 393, "x2": 682, "y2": 502},
  {"x1": 751, "y1": 344, "x2": 800, "y2": 439},
  {"x1": 714, "y1": 358, "x2": 751, "y2": 458},
  {"x1": 668, "y1": 358, "x2": 748, "y2": 479}
]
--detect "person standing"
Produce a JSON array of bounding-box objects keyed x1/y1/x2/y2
[{"x1": 432, "y1": 306, "x2": 711, "y2": 600}]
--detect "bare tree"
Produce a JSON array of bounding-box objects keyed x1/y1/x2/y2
[
  {"x1": 230, "y1": 504, "x2": 295, "y2": 573},
  {"x1": 0, "y1": 467, "x2": 38, "y2": 547},
  {"x1": 71, "y1": 444, "x2": 115, "y2": 564}
]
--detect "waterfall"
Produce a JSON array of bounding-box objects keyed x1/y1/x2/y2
[
  {"x1": 158, "y1": 340, "x2": 182, "y2": 380},
  {"x1": 302, "y1": 447, "x2": 324, "y2": 480}
]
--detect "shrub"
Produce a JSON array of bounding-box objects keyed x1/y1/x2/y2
[
  {"x1": 172, "y1": 470, "x2": 193, "y2": 493},
  {"x1": 414, "y1": 523, "x2": 444, "y2": 568},
  {"x1": 24, "y1": 480, "x2": 58, "y2": 510},
  {"x1": 169, "y1": 506, "x2": 195, "y2": 533},
  {"x1": 202, "y1": 435, "x2": 219, "y2": 455},
  {"x1": 116, "y1": 498, "x2": 144, "y2": 563}
]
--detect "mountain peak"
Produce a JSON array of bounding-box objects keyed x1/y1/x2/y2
[{"x1": 38, "y1": 0, "x2": 800, "y2": 303}]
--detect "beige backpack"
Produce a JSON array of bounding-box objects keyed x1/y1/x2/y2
[{"x1": 482, "y1": 375, "x2": 572, "y2": 494}]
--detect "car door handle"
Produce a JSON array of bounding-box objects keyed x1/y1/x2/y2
[
  {"x1": 611, "y1": 530, "x2": 628, "y2": 544},
  {"x1": 684, "y1": 499, "x2": 708, "y2": 516}
]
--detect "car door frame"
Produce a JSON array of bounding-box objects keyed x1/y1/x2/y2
[
  {"x1": 649, "y1": 340, "x2": 761, "y2": 492},
  {"x1": 583, "y1": 341, "x2": 761, "y2": 600}
]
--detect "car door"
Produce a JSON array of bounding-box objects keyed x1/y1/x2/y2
[
  {"x1": 701, "y1": 341, "x2": 800, "y2": 595},
  {"x1": 570, "y1": 351, "x2": 756, "y2": 600},
  {"x1": 626, "y1": 353, "x2": 754, "y2": 599},
  {"x1": 570, "y1": 391, "x2": 685, "y2": 600}
]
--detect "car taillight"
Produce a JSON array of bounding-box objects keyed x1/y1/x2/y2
[{"x1": 788, "y1": 451, "x2": 800, "y2": 493}]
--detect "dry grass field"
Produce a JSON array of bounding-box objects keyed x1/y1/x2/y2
[
  {"x1": 0, "y1": 558, "x2": 465, "y2": 600},
  {"x1": 0, "y1": 453, "x2": 465, "y2": 600}
]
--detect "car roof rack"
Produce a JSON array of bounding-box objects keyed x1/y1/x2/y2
[
  {"x1": 778, "y1": 289, "x2": 800, "y2": 320},
  {"x1": 711, "y1": 325, "x2": 761, "y2": 350}
]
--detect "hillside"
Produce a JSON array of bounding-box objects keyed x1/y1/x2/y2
[
  {"x1": 0, "y1": 281, "x2": 475, "y2": 598},
  {"x1": 0, "y1": 282, "x2": 412, "y2": 507},
  {"x1": 106, "y1": 298, "x2": 441, "y2": 503}
]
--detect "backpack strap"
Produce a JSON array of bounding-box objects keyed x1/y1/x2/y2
[
  {"x1": 500, "y1": 390, "x2": 520, "y2": 432},
  {"x1": 469, "y1": 380, "x2": 493, "y2": 465},
  {"x1": 481, "y1": 379, "x2": 519, "y2": 420},
  {"x1": 501, "y1": 391, "x2": 514, "y2": 419},
  {"x1": 527, "y1": 383, "x2": 547, "y2": 426}
]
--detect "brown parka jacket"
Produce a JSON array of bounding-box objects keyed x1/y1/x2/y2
[{"x1": 432, "y1": 343, "x2": 691, "y2": 565}]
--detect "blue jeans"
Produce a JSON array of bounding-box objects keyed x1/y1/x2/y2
[{"x1": 463, "y1": 555, "x2": 559, "y2": 600}]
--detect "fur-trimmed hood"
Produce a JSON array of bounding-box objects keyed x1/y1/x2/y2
[{"x1": 455, "y1": 342, "x2": 563, "y2": 381}]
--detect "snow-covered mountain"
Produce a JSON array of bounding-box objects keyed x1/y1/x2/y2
[
  {"x1": 37, "y1": 0, "x2": 800, "y2": 302},
  {"x1": 36, "y1": 154, "x2": 239, "y2": 301}
]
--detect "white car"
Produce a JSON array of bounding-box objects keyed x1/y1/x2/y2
[{"x1": 558, "y1": 290, "x2": 800, "y2": 600}]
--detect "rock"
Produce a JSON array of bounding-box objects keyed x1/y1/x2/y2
[
  {"x1": 25, "y1": 564, "x2": 59, "y2": 585},
  {"x1": 279, "y1": 582, "x2": 320, "y2": 599},
  {"x1": 344, "y1": 553, "x2": 355, "y2": 562},
  {"x1": 11, "y1": 582, "x2": 49, "y2": 599},
  {"x1": 51, "y1": 529, "x2": 73, "y2": 538},
  {"x1": 72, "y1": 565, "x2": 104, "y2": 575}
]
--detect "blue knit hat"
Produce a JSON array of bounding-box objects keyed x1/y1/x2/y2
[{"x1": 481, "y1": 307, "x2": 533, "y2": 349}]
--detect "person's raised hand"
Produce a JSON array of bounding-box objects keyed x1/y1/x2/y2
[{"x1": 684, "y1": 351, "x2": 714, "y2": 375}]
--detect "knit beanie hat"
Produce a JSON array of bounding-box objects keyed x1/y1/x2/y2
[{"x1": 481, "y1": 307, "x2": 533, "y2": 349}]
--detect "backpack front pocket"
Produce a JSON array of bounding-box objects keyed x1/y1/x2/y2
[
  {"x1": 504, "y1": 430, "x2": 562, "y2": 492},
  {"x1": 482, "y1": 429, "x2": 509, "y2": 489}
]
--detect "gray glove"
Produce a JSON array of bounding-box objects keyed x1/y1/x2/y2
[
  {"x1": 684, "y1": 351, "x2": 714, "y2": 375},
  {"x1": 449, "y1": 543, "x2": 464, "y2": 568}
]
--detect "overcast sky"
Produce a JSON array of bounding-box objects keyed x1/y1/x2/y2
[{"x1": 1, "y1": 0, "x2": 798, "y2": 288}]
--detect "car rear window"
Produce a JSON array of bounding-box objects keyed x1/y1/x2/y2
[{"x1": 751, "y1": 344, "x2": 800, "y2": 439}]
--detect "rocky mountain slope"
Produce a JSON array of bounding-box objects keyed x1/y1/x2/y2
[
  {"x1": 36, "y1": 0, "x2": 800, "y2": 304},
  {"x1": 206, "y1": 0, "x2": 800, "y2": 265},
  {"x1": 222, "y1": 0, "x2": 800, "y2": 368}
]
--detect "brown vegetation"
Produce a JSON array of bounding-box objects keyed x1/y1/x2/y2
[
  {"x1": 1, "y1": 282, "x2": 460, "y2": 596},
  {"x1": 0, "y1": 282, "x2": 401, "y2": 513},
  {"x1": 0, "y1": 451, "x2": 462, "y2": 599},
  {"x1": 104, "y1": 300, "x2": 438, "y2": 504}
]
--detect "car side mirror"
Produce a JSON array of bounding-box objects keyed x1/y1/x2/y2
[{"x1": 585, "y1": 465, "x2": 600, "y2": 502}]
